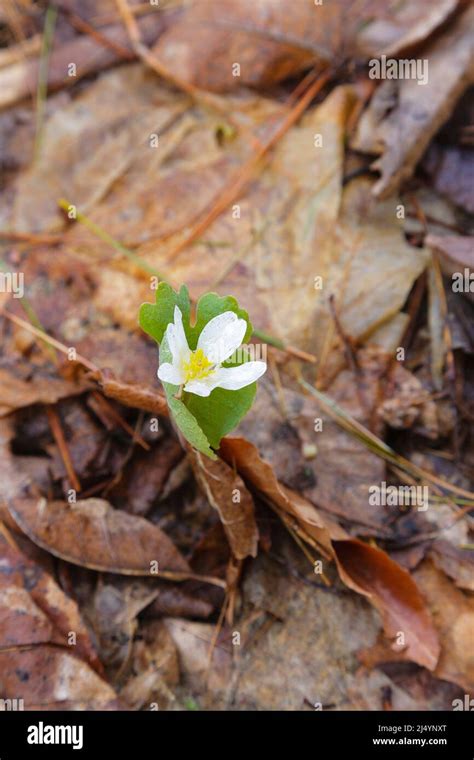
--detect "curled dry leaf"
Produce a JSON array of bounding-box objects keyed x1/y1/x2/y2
[
  {"x1": 95, "y1": 372, "x2": 169, "y2": 418},
  {"x1": 188, "y1": 448, "x2": 259, "y2": 560},
  {"x1": 151, "y1": 0, "x2": 460, "y2": 92},
  {"x1": 360, "y1": 560, "x2": 474, "y2": 692},
  {"x1": 352, "y1": 6, "x2": 474, "y2": 198},
  {"x1": 333, "y1": 540, "x2": 440, "y2": 671},
  {"x1": 221, "y1": 436, "x2": 440, "y2": 670},
  {"x1": 6, "y1": 497, "x2": 189, "y2": 575}
]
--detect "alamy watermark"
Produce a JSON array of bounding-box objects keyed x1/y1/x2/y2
[
  {"x1": 452, "y1": 269, "x2": 473, "y2": 293},
  {"x1": 369, "y1": 55, "x2": 429, "y2": 86},
  {"x1": 369, "y1": 481, "x2": 429, "y2": 512},
  {"x1": 0, "y1": 698, "x2": 24, "y2": 710},
  {"x1": 0, "y1": 271, "x2": 24, "y2": 298},
  {"x1": 208, "y1": 342, "x2": 267, "y2": 365}
]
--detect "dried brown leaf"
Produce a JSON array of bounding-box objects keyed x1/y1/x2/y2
[
  {"x1": 221, "y1": 436, "x2": 440, "y2": 670},
  {"x1": 6, "y1": 497, "x2": 189, "y2": 575},
  {"x1": 189, "y1": 449, "x2": 259, "y2": 559},
  {"x1": 352, "y1": 6, "x2": 474, "y2": 198}
]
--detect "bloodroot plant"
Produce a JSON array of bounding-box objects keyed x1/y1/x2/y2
[{"x1": 139, "y1": 283, "x2": 266, "y2": 459}]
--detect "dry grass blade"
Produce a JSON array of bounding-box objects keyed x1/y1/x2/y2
[
  {"x1": 299, "y1": 379, "x2": 474, "y2": 500},
  {"x1": 34, "y1": 3, "x2": 57, "y2": 161}
]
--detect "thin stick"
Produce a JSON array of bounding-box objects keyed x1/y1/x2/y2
[
  {"x1": 0, "y1": 231, "x2": 61, "y2": 245},
  {"x1": 61, "y1": 8, "x2": 135, "y2": 61},
  {"x1": 46, "y1": 406, "x2": 81, "y2": 493},
  {"x1": 1, "y1": 309, "x2": 99, "y2": 372},
  {"x1": 90, "y1": 391, "x2": 150, "y2": 451}
]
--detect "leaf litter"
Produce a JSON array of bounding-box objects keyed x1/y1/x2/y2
[{"x1": 0, "y1": 0, "x2": 473, "y2": 710}]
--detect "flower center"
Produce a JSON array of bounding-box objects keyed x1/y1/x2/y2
[{"x1": 183, "y1": 348, "x2": 215, "y2": 382}]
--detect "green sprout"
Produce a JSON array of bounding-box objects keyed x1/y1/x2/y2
[{"x1": 139, "y1": 283, "x2": 267, "y2": 459}]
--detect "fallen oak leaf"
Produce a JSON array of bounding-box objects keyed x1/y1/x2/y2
[
  {"x1": 6, "y1": 497, "x2": 189, "y2": 576},
  {"x1": 220, "y1": 437, "x2": 440, "y2": 670},
  {"x1": 188, "y1": 448, "x2": 258, "y2": 560}
]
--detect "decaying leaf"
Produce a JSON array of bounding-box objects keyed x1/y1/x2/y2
[
  {"x1": 0, "y1": 365, "x2": 86, "y2": 416},
  {"x1": 220, "y1": 437, "x2": 440, "y2": 669},
  {"x1": 0, "y1": 647, "x2": 121, "y2": 710},
  {"x1": 360, "y1": 560, "x2": 474, "y2": 692},
  {"x1": 334, "y1": 540, "x2": 440, "y2": 671},
  {"x1": 188, "y1": 448, "x2": 259, "y2": 559},
  {"x1": 151, "y1": 0, "x2": 460, "y2": 92},
  {"x1": 120, "y1": 620, "x2": 179, "y2": 710},
  {"x1": 0, "y1": 532, "x2": 101, "y2": 672},
  {"x1": 6, "y1": 497, "x2": 190, "y2": 575},
  {"x1": 352, "y1": 6, "x2": 474, "y2": 197}
]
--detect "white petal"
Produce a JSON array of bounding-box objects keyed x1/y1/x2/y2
[
  {"x1": 158, "y1": 362, "x2": 185, "y2": 386},
  {"x1": 212, "y1": 361, "x2": 267, "y2": 390},
  {"x1": 183, "y1": 377, "x2": 218, "y2": 397},
  {"x1": 165, "y1": 306, "x2": 190, "y2": 365},
  {"x1": 197, "y1": 311, "x2": 247, "y2": 364},
  {"x1": 184, "y1": 361, "x2": 266, "y2": 396}
]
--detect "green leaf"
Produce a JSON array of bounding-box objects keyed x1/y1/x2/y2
[
  {"x1": 139, "y1": 282, "x2": 191, "y2": 345},
  {"x1": 184, "y1": 383, "x2": 256, "y2": 450},
  {"x1": 167, "y1": 395, "x2": 217, "y2": 459}
]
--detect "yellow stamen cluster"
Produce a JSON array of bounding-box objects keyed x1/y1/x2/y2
[{"x1": 183, "y1": 348, "x2": 215, "y2": 382}]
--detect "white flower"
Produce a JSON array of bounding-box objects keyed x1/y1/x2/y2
[{"x1": 158, "y1": 306, "x2": 266, "y2": 397}]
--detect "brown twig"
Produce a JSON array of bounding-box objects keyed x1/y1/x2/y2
[
  {"x1": 0, "y1": 230, "x2": 62, "y2": 245},
  {"x1": 46, "y1": 405, "x2": 81, "y2": 493},
  {"x1": 90, "y1": 391, "x2": 150, "y2": 451},
  {"x1": 60, "y1": 7, "x2": 135, "y2": 61}
]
